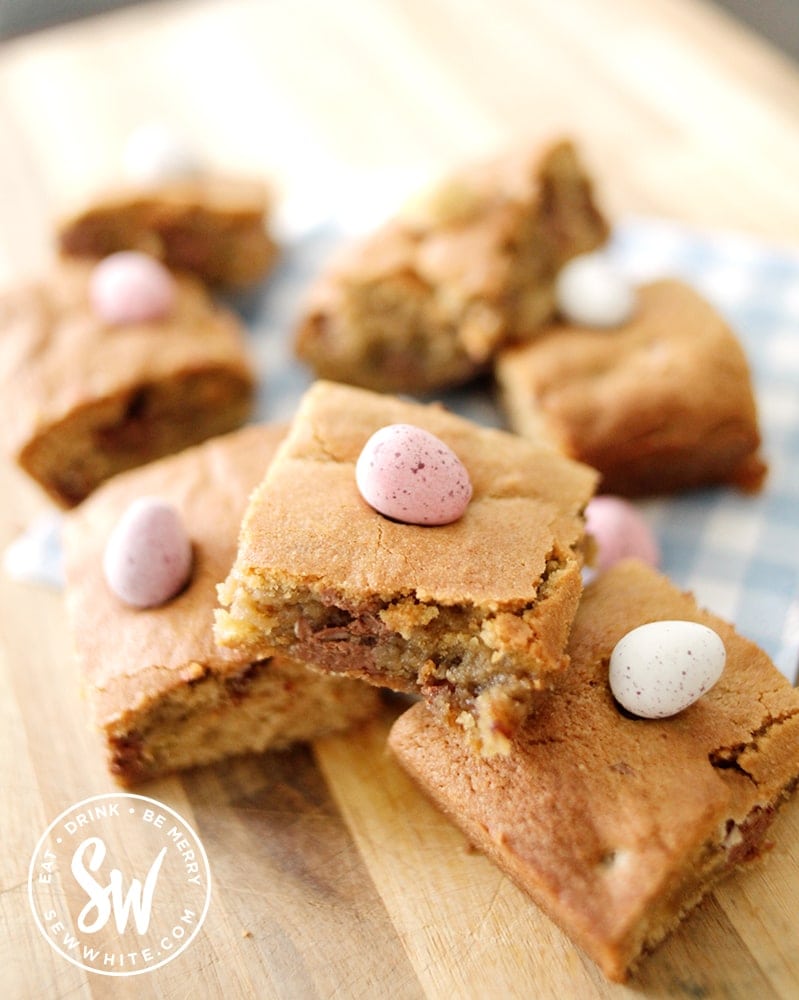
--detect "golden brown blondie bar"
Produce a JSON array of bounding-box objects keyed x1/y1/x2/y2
[
  {"x1": 0, "y1": 259, "x2": 255, "y2": 506},
  {"x1": 64, "y1": 424, "x2": 381, "y2": 784},
  {"x1": 389, "y1": 560, "x2": 799, "y2": 981},
  {"x1": 215, "y1": 381, "x2": 597, "y2": 754},
  {"x1": 59, "y1": 174, "x2": 278, "y2": 289},
  {"x1": 496, "y1": 279, "x2": 767, "y2": 495},
  {"x1": 295, "y1": 139, "x2": 609, "y2": 393}
]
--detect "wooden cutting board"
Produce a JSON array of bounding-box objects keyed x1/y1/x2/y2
[
  {"x1": 2, "y1": 455, "x2": 798, "y2": 1000},
  {"x1": 2, "y1": 1, "x2": 799, "y2": 996}
]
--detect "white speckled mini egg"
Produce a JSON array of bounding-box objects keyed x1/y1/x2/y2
[
  {"x1": 355, "y1": 423, "x2": 472, "y2": 526},
  {"x1": 122, "y1": 122, "x2": 202, "y2": 186},
  {"x1": 609, "y1": 620, "x2": 726, "y2": 719},
  {"x1": 555, "y1": 252, "x2": 636, "y2": 328}
]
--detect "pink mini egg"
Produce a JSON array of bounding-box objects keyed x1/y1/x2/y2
[
  {"x1": 585, "y1": 495, "x2": 659, "y2": 574},
  {"x1": 355, "y1": 424, "x2": 473, "y2": 526},
  {"x1": 103, "y1": 497, "x2": 193, "y2": 608},
  {"x1": 89, "y1": 251, "x2": 176, "y2": 326}
]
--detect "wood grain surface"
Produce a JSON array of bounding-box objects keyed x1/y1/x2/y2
[{"x1": 1, "y1": 1, "x2": 799, "y2": 998}]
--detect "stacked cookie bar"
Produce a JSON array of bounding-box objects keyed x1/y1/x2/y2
[
  {"x1": 214, "y1": 380, "x2": 597, "y2": 754},
  {"x1": 238, "y1": 140, "x2": 782, "y2": 978},
  {"x1": 211, "y1": 380, "x2": 797, "y2": 982},
  {"x1": 17, "y1": 134, "x2": 792, "y2": 982}
]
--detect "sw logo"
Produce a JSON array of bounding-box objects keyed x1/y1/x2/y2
[
  {"x1": 72, "y1": 836, "x2": 167, "y2": 935},
  {"x1": 28, "y1": 792, "x2": 211, "y2": 977}
]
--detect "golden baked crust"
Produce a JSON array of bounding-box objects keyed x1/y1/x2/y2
[
  {"x1": 295, "y1": 140, "x2": 609, "y2": 393},
  {"x1": 389, "y1": 560, "x2": 799, "y2": 981},
  {"x1": 63, "y1": 424, "x2": 381, "y2": 785},
  {"x1": 215, "y1": 381, "x2": 597, "y2": 754},
  {"x1": 496, "y1": 279, "x2": 767, "y2": 496},
  {"x1": 58, "y1": 174, "x2": 279, "y2": 289},
  {"x1": 0, "y1": 259, "x2": 255, "y2": 506}
]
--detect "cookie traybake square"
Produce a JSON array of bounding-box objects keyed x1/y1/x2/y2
[
  {"x1": 58, "y1": 174, "x2": 278, "y2": 289},
  {"x1": 63, "y1": 424, "x2": 381, "y2": 785},
  {"x1": 389, "y1": 559, "x2": 799, "y2": 982},
  {"x1": 215, "y1": 380, "x2": 597, "y2": 755},
  {"x1": 0, "y1": 258, "x2": 255, "y2": 506},
  {"x1": 495, "y1": 279, "x2": 767, "y2": 496},
  {"x1": 295, "y1": 139, "x2": 609, "y2": 394}
]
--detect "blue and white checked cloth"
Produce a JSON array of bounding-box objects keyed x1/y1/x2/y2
[
  {"x1": 610, "y1": 219, "x2": 799, "y2": 684},
  {"x1": 247, "y1": 213, "x2": 799, "y2": 684}
]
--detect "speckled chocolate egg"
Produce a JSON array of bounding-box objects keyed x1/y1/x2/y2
[
  {"x1": 586, "y1": 496, "x2": 660, "y2": 574},
  {"x1": 89, "y1": 251, "x2": 176, "y2": 326},
  {"x1": 609, "y1": 620, "x2": 726, "y2": 719},
  {"x1": 555, "y1": 252, "x2": 636, "y2": 328},
  {"x1": 122, "y1": 122, "x2": 201, "y2": 186},
  {"x1": 355, "y1": 423, "x2": 473, "y2": 526},
  {"x1": 103, "y1": 497, "x2": 193, "y2": 608}
]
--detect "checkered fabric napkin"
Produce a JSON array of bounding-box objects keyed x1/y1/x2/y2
[
  {"x1": 249, "y1": 214, "x2": 799, "y2": 683},
  {"x1": 609, "y1": 218, "x2": 799, "y2": 684}
]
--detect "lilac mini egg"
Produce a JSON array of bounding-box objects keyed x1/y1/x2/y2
[
  {"x1": 103, "y1": 497, "x2": 193, "y2": 608},
  {"x1": 585, "y1": 496, "x2": 659, "y2": 574},
  {"x1": 89, "y1": 251, "x2": 176, "y2": 326},
  {"x1": 355, "y1": 423, "x2": 473, "y2": 526},
  {"x1": 609, "y1": 620, "x2": 726, "y2": 719}
]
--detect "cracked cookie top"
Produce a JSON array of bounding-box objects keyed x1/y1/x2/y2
[{"x1": 228, "y1": 380, "x2": 598, "y2": 608}]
